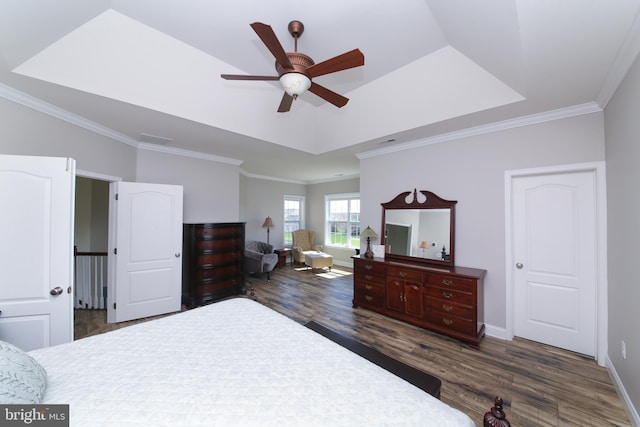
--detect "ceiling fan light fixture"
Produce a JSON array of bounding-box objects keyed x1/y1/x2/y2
[{"x1": 279, "y1": 72, "x2": 311, "y2": 98}]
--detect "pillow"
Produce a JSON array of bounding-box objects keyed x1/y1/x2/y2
[{"x1": 0, "y1": 340, "x2": 47, "y2": 404}]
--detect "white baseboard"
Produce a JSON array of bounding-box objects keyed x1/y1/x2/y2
[
  {"x1": 333, "y1": 260, "x2": 353, "y2": 268},
  {"x1": 484, "y1": 323, "x2": 508, "y2": 340},
  {"x1": 605, "y1": 356, "x2": 640, "y2": 426}
]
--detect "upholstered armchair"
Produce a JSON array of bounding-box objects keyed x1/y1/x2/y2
[
  {"x1": 244, "y1": 241, "x2": 278, "y2": 280},
  {"x1": 292, "y1": 229, "x2": 323, "y2": 266}
]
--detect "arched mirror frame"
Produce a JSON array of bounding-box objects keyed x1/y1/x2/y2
[{"x1": 381, "y1": 189, "x2": 457, "y2": 268}]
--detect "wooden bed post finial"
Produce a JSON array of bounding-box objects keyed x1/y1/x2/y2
[{"x1": 483, "y1": 396, "x2": 511, "y2": 427}]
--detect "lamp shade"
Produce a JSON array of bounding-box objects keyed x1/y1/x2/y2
[
  {"x1": 420, "y1": 241, "x2": 428, "y2": 249},
  {"x1": 262, "y1": 217, "x2": 274, "y2": 228},
  {"x1": 279, "y1": 73, "x2": 311, "y2": 98},
  {"x1": 360, "y1": 226, "x2": 378, "y2": 239}
]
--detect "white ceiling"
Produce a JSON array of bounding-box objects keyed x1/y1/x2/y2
[{"x1": 1, "y1": 0, "x2": 639, "y2": 182}]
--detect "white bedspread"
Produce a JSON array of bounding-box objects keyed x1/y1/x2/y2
[{"x1": 29, "y1": 298, "x2": 475, "y2": 427}]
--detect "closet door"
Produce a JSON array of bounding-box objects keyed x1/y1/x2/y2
[{"x1": 511, "y1": 169, "x2": 597, "y2": 356}]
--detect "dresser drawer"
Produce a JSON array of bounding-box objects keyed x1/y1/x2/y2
[
  {"x1": 194, "y1": 226, "x2": 242, "y2": 239},
  {"x1": 194, "y1": 238, "x2": 243, "y2": 251},
  {"x1": 358, "y1": 270, "x2": 385, "y2": 285},
  {"x1": 426, "y1": 273, "x2": 474, "y2": 292},
  {"x1": 425, "y1": 297, "x2": 474, "y2": 319},
  {"x1": 354, "y1": 280, "x2": 385, "y2": 308},
  {"x1": 424, "y1": 286, "x2": 474, "y2": 306},
  {"x1": 196, "y1": 252, "x2": 241, "y2": 265},
  {"x1": 355, "y1": 260, "x2": 386, "y2": 277},
  {"x1": 195, "y1": 264, "x2": 243, "y2": 281},
  {"x1": 425, "y1": 311, "x2": 476, "y2": 336},
  {"x1": 387, "y1": 265, "x2": 423, "y2": 282}
]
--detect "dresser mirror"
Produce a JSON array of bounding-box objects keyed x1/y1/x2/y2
[{"x1": 381, "y1": 189, "x2": 457, "y2": 268}]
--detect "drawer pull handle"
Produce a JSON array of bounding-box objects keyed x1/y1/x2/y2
[
  {"x1": 365, "y1": 265, "x2": 373, "y2": 270},
  {"x1": 365, "y1": 296, "x2": 373, "y2": 301},
  {"x1": 442, "y1": 279, "x2": 453, "y2": 286},
  {"x1": 442, "y1": 318, "x2": 453, "y2": 326},
  {"x1": 399, "y1": 271, "x2": 407, "y2": 278},
  {"x1": 442, "y1": 292, "x2": 453, "y2": 299},
  {"x1": 365, "y1": 274, "x2": 373, "y2": 280},
  {"x1": 365, "y1": 285, "x2": 373, "y2": 290},
  {"x1": 442, "y1": 304, "x2": 453, "y2": 312}
]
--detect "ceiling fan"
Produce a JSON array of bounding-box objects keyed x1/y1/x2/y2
[{"x1": 221, "y1": 21, "x2": 364, "y2": 112}]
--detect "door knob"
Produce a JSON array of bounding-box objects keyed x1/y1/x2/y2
[
  {"x1": 516, "y1": 262, "x2": 523, "y2": 269},
  {"x1": 175, "y1": 252, "x2": 181, "y2": 258},
  {"x1": 50, "y1": 286, "x2": 63, "y2": 296}
]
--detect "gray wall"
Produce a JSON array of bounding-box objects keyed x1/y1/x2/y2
[
  {"x1": 74, "y1": 177, "x2": 93, "y2": 251},
  {"x1": 137, "y1": 149, "x2": 240, "y2": 223},
  {"x1": 359, "y1": 112, "x2": 605, "y2": 334},
  {"x1": 240, "y1": 174, "x2": 307, "y2": 249},
  {"x1": 604, "y1": 53, "x2": 640, "y2": 419},
  {"x1": 74, "y1": 177, "x2": 109, "y2": 252}
]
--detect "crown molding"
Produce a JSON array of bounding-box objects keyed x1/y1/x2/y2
[
  {"x1": 0, "y1": 83, "x2": 245, "y2": 166},
  {"x1": 240, "y1": 169, "x2": 306, "y2": 184},
  {"x1": 138, "y1": 142, "x2": 243, "y2": 166},
  {"x1": 597, "y1": 9, "x2": 640, "y2": 108},
  {"x1": 240, "y1": 169, "x2": 359, "y2": 185},
  {"x1": 0, "y1": 83, "x2": 139, "y2": 148},
  {"x1": 357, "y1": 102, "x2": 602, "y2": 160},
  {"x1": 307, "y1": 173, "x2": 360, "y2": 185}
]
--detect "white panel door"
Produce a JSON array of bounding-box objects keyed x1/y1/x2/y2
[
  {"x1": 512, "y1": 171, "x2": 597, "y2": 356},
  {"x1": 107, "y1": 182, "x2": 183, "y2": 323},
  {"x1": 0, "y1": 155, "x2": 74, "y2": 351}
]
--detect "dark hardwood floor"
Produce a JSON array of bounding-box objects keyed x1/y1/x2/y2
[{"x1": 75, "y1": 264, "x2": 630, "y2": 427}]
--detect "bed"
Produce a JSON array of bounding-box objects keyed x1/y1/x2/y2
[{"x1": 18, "y1": 298, "x2": 484, "y2": 426}]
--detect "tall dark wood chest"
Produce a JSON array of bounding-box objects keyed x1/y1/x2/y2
[{"x1": 182, "y1": 222, "x2": 246, "y2": 307}]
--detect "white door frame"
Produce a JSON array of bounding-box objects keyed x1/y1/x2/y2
[
  {"x1": 505, "y1": 161, "x2": 608, "y2": 365},
  {"x1": 76, "y1": 169, "x2": 122, "y2": 183}
]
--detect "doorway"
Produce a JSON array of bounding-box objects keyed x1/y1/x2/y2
[
  {"x1": 74, "y1": 171, "x2": 184, "y2": 324},
  {"x1": 74, "y1": 176, "x2": 110, "y2": 309},
  {"x1": 505, "y1": 162, "x2": 607, "y2": 364}
]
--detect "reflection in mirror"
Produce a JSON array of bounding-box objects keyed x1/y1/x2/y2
[
  {"x1": 385, "y1": 209, "x2": 450, "y2": 260},
  {"x1": 381, "y1": 189, "x2": 457, "y2": 268}
]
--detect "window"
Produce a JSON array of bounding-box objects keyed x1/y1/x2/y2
[
  {"x1": 283, "y1": 196, "x2": 304, "y2": 247},
  {"x1": 325, "y1": 193, "x2": 360, "y2": 248}
]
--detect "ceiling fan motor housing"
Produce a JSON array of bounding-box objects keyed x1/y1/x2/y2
[{"x1": 276, "y1": 52, "x2": 314, "y2": 78}]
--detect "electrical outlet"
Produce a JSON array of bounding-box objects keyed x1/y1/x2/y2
[{"x1": 621, "y1": 340, "x2": 627, "y2": 359}]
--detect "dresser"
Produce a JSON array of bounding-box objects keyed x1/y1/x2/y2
[
  {"x1": 182, "y1": 222, "x2": 246, "y2": 308},
  {"x1": 353, "y1": 256, "x2": 486, "y2": 347}
]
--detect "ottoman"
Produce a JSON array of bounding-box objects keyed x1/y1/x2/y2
[{"x1": 304, "y1": 252, "x2": 333, "y2": 271}]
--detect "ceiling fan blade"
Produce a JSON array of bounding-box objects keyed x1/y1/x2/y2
[
  {"x1": 250, "y1": 22, "x2": 293, "y2": 69},
  {"x1": 277, "y1": 93, "x2": 294, "y2": 113},
  {"x1": 306, "y1": 49, "x2": 364, "y2": 78},
  {"x1": 221, "y1": 74, "x2": 279, "y2": 81},
  {"x1": 308, "y1": 82, "x2": 349, "y2": 108}
]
